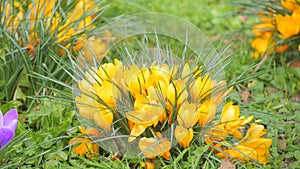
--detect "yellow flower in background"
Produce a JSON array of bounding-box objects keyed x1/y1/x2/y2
[
  {"x1": 252, "y1": 22, "x2": 274, "y2": 37},
  {"x1": 1, "y1": 2, "x2": 24, "y2": 30},
  {"x1": 80, "y1": 30, "x2": 112, "y2": 62},
  {"x1": 69, "y1": 126, "x2": 100, "y2": 158},
  {"x1": 281, "y1": 0, "x2": 300, "y2": 12},
  {"x1": 251, "y1": 32, "x2": 274, "y2": 58},
  {"x1": 276, "y1": 14, "x2": 300, "y2": 39},
  {"x1": 1, "y1": 0, "x2": 111, "y2": 57},
  {"x1": 249, "y1": 1, "x2": 300, "y2": 58}
]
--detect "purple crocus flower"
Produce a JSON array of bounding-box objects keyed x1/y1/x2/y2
[{"x1": 0, "y1": 109, "x2": 18, "y2": 149}]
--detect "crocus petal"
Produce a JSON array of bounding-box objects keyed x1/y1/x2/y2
[
  {"x1": 0, "y1": 127, "x2": 15, "y2": 149},
  {"x1": 177, "y1": 103, "x2": 199, "y2": 128},
  {"x1": 93, "y1": 109, "x2": 113, "y2": 131},
  {"x1": 139, "y1": 137, "x2": 171, "y2": 159},
  {"x1": 3, "y1": 109, "x2": 18, "y2": 131},
  {"x1": 128, "y1": 124, "x2": 148, "y2": 142}
]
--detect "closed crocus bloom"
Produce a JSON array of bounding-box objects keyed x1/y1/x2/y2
[
  {"x1": 198, "y1": 99, "x2": 217, "y2": 126},
  {"x1": 139, "y1": 136, "x2": 171, "y2": 160},
  {"x1": 175, "y1": 126, "x2": 193, "y2": 148},
  {"x1": 75, "y1": 68, "x2": 101, "y2": 119},
  {"x1": 210, "y1": 81, "x2": 233, "y2": 106},
  {"x1": 281, "y1": 0, "x2": 300, "y2": 12},
  {"x1": 147, "y1": 73, "x2": 170, "y2": 101},
  {"x1": 97, "y1": 60, "x2": 122, "y2": 84},
  {"x1": 0, "y1": 109, "x2": 18, "y2": 149},
  {"x1": 276, "y1": 14, "x2": 300, "y2": 39},
  {"x1": 190, "y1": 74, "x2": 212, "y2": 102},
  {"x1": 81, "y1": 35, "x2": 111, "y2": 62},
  {"x1": 177, "y1": 103, "x2": 200, "y2": 128}
]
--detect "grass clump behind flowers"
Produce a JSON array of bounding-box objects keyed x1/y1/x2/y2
[{"x1": 71, "y1": 54, "x2": 272, "y2": 167}]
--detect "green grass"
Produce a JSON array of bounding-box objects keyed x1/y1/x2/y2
[{"x1": 1, "y1": 0, "x2": 299, "y2": 168}]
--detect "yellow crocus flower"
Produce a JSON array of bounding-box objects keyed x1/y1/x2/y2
[
  {"x1": 175, "y1": 126, "x2": 193, "y2": 148},
  {"x1": 250, "y1": 32, "x2": 274, "y2": 58},
  {"x1": 220, "y1": 124, "x2": 272, "y2": 164}
]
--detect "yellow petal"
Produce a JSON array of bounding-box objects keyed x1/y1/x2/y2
[
  {"x1": 128, "y1": 124, "x2": 148, "y2": 142},
  {"x1": 94, "y1": 109, "x2": 113, "y2": 131},
  {"x1": 126, "y1": 106, "x2": 164, "y2": 124},
  {"x1": 139, "y1": 137, "x2": 171, "y2": 159}
]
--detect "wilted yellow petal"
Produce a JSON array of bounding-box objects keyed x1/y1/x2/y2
[{"x1": 139, "y1": 137, "x2": 171, "y2": 159}]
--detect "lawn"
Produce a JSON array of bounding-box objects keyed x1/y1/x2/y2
[{"x1": 0, "y1": 0, "x2": 299, "y2": 168}]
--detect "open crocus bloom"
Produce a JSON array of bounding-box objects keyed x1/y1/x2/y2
[{"x1": 0, "y1": 109, "x2": 18, "y2": 149}]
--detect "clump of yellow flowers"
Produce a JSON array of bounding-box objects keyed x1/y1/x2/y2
[
  {"x1": 1, "y1": 0, "x2": 110, "y2": 59},
  {"x1": 250, "y1": 0, "x2": 300, "y2": 58},
  {"x1": 73, "y1": 59, "x2": 272, "y2": 165}
]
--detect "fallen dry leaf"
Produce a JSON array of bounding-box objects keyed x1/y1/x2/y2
[
  {"x1": 290, "y1": 61, "x2": 300, "y2": 68},
  {"x1": 240, "y1": 90, "x2": 251, "y2": 104},
  {"x1": 279, "y1": 139, "x2": 286, "y2": 149},
  {"x1": 218, "y1": 159, "x2": 235, "y2": 169},
  {"x1": 238, "y1": 15, "x2": 249, "y2": 22},
  {"x1": 292, "y1": 95, "x2": 300, "y2": 103},
  {"x1": 265, "y1": 87, "x2": 278, "y2": 94}
]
